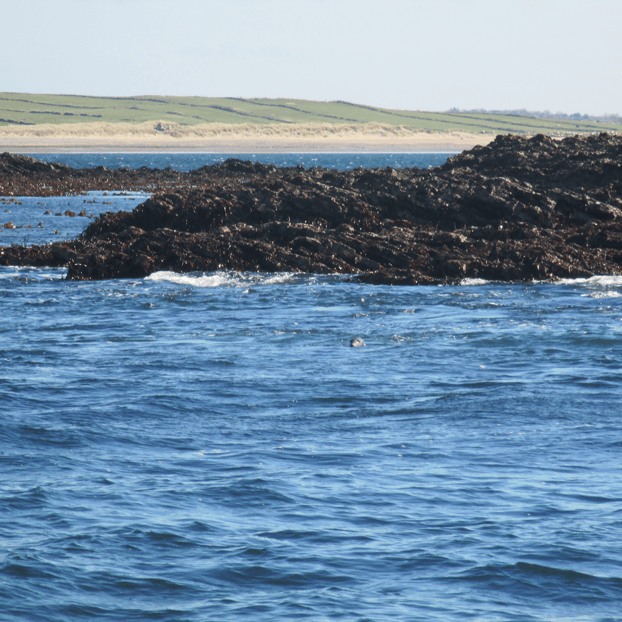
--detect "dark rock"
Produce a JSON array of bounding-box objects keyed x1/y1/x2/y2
[{"x1": 1, "y1": 133, "x2": 622, "y2": 284}]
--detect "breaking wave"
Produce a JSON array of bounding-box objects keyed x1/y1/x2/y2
[{"x1": 146, "y1": 269, "x2": 305, "y2": 288}]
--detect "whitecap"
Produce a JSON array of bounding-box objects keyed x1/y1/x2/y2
[
  {"x1": 557, "y1": 275, "x2": 622, "y2": 287},
  {"x1": 581, "y1": 291, "x2": 622, "y2": 298},
  {"x1": 145, "y1": 270, "x2": 300, "y2": 288}
]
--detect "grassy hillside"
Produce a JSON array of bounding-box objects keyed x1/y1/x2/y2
[{"x1": 1, "y1": 93, "x2": 621, "y2": 135}]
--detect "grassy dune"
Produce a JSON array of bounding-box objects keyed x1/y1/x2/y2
[
  {"x1": 2, "y1": 93, "x2": 621, "y2": 135},
  {"x1": 0, "y1": 121, "x2": 482, "y2": 139},
  {"x1": 0, "y1": 120, "x2": 493, "y2": 153}
]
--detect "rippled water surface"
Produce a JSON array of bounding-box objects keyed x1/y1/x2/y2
[
  {"x1": 2, "y1": 154, "x2": 622, "y2": 621},
  {"x1": 19, "y1": 151, "x2": 452, "y2": 172}
]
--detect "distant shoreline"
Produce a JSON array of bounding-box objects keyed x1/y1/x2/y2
[
  {"x1": 0, "y1": 121, "x2": 496, "y2": 153},
  {"x1": 0, "y1": 143, "x2": 484, "y2": 154},
  {"x1": 3, "y1": 94, "x2": 621, "y2": 138}
]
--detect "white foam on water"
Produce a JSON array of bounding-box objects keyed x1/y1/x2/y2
[
  {"x1": 145, "y1": 270, "x2": 300, "y2": 288},
  {"x1": 556, "y1": 274, "x2": 622, "y2": 299},
  {"x1": 581, "y1": 291, "x2": 622, "y2": 299},
  {"x1": 557, "y1": 275, "x2": 622, "y2": 287},
  {"x1": 460, "y1": 275, "x2": 622, "y2": 290}
]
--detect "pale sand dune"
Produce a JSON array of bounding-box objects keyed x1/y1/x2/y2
[{"x1": 0, "y1": 121, "x2": 495, "y2": 153}]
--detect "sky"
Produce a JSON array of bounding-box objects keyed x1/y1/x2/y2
[{"x1": 2, "y1": 0, "x2": 621, "y2": 115}]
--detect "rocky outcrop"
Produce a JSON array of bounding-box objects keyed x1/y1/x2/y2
[
  {"x1": 1, "y1": 132, "x2": 622, "y2": 284},
  {"x1": 0, "y1": 152, "x2": 279, "y2": 196}
]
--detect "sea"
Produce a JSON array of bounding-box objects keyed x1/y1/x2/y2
[{"x1": 2, "y1": 152, "x2": 622, "y2": 622}]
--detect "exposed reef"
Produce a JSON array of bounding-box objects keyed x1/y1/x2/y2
[
  {"x1": 1, "y1": 132, "x2": 622, "y2": 284},
  {"x1": 0, "y1": 153, "x2": 276, "y2": 196}
]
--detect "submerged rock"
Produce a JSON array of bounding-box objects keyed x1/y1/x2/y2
[{"x1": 1, "y1": 133, "x2": 622, "y2": 284}]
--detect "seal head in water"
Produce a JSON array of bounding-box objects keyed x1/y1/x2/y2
[{"x1": 350, "y1": 337, "x2": 365, "y2": 347}]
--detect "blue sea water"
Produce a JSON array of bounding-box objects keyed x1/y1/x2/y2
[
  {"x1": 2, "y1": 153, "x2": 622, "y2": 622},
  {"x1": 17, "y1": 151, "x2": 451, "y2": 172}
]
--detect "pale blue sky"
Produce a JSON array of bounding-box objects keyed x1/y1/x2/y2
[{"x1": 3, "y1": 0, "x2": 621, "y2": 114}]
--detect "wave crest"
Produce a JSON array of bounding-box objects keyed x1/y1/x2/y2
[{"x1": 145, "y1": 270, "x2": 301, "y2": 288}]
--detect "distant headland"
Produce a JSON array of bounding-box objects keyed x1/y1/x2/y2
[{"x1": 1, "y1": 94, "x2": 620, "y2": 153}]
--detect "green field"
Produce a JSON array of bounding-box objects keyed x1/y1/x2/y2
[{"x1": 1, "y1": 93, "x2": 621, "y2": 135}]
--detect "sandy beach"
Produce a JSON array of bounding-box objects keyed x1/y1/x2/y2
[{"x1": 0, "y1": 121, "x2": 495, "y2": 153}]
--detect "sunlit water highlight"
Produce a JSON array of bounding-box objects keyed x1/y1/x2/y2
[{"x1": 2, "y1": 153, "x2": 622, "y2": 621}]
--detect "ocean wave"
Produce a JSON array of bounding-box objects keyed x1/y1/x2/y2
[
  {"x1": 460, "y1": 278, "x2": 490, "y2": 286},
  {"x1": 557, "y1": 274, "x2": 622, "y2": 287},
  {"x1": 516, "y1": 562, "x2": 622, "y2": 587},
  {"x1": 459, "y1": 274, "x2": 622, "y2": 289},
  {"x1": 145, "y1": 270, "x2": 303, "y2": 288},
  {"x1": 582, "y1": 291, "x2": 622, "y2": 298}
]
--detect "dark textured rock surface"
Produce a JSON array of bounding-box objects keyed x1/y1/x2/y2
[
  {"x1": 1, "y1": 132, "x2": 622, "y2": 284},
  {"x1": 0, "y1": 152, "x2": 279, "y2": 196}
]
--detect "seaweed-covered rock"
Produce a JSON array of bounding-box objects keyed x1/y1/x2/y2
[{"x1": 2, "y1": 132, "x2": 622, "y2": 284}]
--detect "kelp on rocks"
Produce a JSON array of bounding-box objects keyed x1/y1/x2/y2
[{"x1": 1, "y1": 132, "x2": 622, "y2": 284}]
